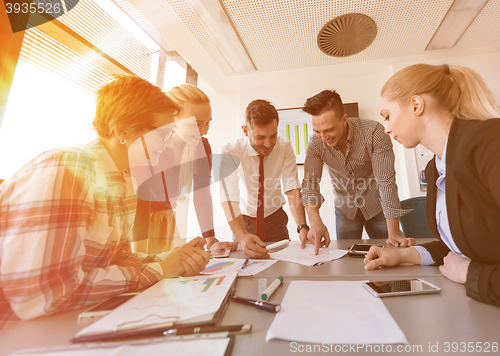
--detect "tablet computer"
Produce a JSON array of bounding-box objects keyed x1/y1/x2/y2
[
  {"x1": 211, "y1": 249, "x2": 231, "y2": 258},
  {"x1": 363, "y1": 279, "x2": 441, "y2": 298}
]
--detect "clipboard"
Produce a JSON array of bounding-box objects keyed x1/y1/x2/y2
[
  {"x1": 225, "y1": 335, "x2": 236, "y2": 356},
  {"x1": 72, "y1": 273, "x2": 238, "y2": 343}
]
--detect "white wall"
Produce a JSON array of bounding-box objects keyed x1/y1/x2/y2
[
  {"x1": 192, "y1": 50, "x2": 500, "y2": 241},
  {"x1": 391, "y1": 52, "x2": 500, "y2": 103},
  {"x1": 199, "y1": 77, "x2": 241, "y2": 154}
]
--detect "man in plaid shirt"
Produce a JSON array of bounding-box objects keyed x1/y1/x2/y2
[
  {"x1": 0, "y1": 76, "x2": 210, "y2": 327},
  {"x1": 301, "y1": 90, "x2": 414, "y2": 253}
]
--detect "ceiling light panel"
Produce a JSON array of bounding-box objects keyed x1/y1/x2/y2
[
  {"x1": 184, "y1": 0, "x2": 256, "y2": 72},
  {"x1": 168, "y1": 0, "x2": 500, "y2": 76},
  {"x1": 451, "y1": 0, "x2": 500, "y2": 50},
  {"x1": 170, "y1": 0, "x2": 234, "y2": 75},
  {"x1": 427, "y1": 0, "x2": 489, "y2": 50}
]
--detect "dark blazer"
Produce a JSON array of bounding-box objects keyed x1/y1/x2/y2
[{"x1": 420, "y1": 118, "x2": 500, "y2": 307}]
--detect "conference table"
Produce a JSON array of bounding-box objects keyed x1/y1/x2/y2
[
  {"x1": 232, "y1": 238, "x2": 441, "y2": 278},
  {"x1": 1, "y1": 239, "x2": 500, "y2": 356}
]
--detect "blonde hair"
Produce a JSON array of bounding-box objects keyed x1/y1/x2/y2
[
  {"x1": 93, "y1": 75, "x2": 180, "y2": 137},
  {"x1": 165, "y1": 84, "x2": 211, "y2": 194},
  {"x1": 165, "y1": 83, "x2": 210, "y2": 108},
  {"x1": 381, "y1": 64, "x2": 500, "y2": 121}
]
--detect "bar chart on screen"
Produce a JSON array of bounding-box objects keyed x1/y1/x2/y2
[
  {"x1": 277, "y1": 108, "x2": 311, "y2": 164},
  {"x1": 277, "y1": 103, "x2": 359, "y2": 164}
]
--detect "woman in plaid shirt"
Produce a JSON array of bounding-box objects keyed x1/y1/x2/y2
[{"x1": 0, "y1": 76, "x2": 210, "y2": 326}]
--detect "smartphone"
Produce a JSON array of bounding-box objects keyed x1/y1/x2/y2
[
  {"x1": 347, "y1": 244, "x2": 381, "y2": 257},
  {"x1": 211, "y1": 249, "x2": 231, "y2": 258},
  {"x1": 78, "y1": 293, "x2": 139, "y2": 320},
  {"x1": 363, "y1": 279, "x2": 441, "y2": 298}
]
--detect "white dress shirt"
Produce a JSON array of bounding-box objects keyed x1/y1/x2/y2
[{"x1": 220, "y1": 137, "x2": 301, "y2": 218}]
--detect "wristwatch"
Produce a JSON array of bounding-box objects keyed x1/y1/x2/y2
[{"x1": 297, "y1": 224, "x2": 309, "y2": 234}]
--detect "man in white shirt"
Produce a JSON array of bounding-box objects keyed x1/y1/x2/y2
[{"x1": 220, "y1": 100, "x2": 309, "y2": 258}]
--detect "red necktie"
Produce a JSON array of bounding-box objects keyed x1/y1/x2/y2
[{"x1": 256, "y1": 155, "x2": 265, "y2": 240}]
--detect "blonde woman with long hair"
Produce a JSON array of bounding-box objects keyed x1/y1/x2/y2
[
  {"x1": 364, "y1": 64, "x2": 500, "y2": 307},
  {"x1": 136, "y1": 84, "x2": 237, "y2": 253}
]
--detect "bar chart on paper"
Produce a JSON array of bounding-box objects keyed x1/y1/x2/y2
[
  {"x1": 201, "y1": 277, "x2": 226, "y2": 292},
  {"x1": 177, "y1": 276, "x2": 227, "y2": 293},
  {"x1": 200, "y1": 259, "x2": 246, "y2": 275},
  {"x1": 277, "y1": 108, "x2": 312, "y2": 164},
  {"x1": 202, "y1": 262, "x2": 235, "y2": 273},
  {"x1": 201, "y1": 258, "x2": 278, "y2": 276}
]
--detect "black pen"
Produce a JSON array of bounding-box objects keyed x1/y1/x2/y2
[
  {"x1": 163, "y1": 324, "x2": 251, "y2": 336},
  {"x1": 231, "y1": 295, "x2": 281, "y2": 313}
]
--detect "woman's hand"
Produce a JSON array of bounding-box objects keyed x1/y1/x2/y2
[
  {"x1": 205, "y1": 236, "x2": 238, "y2": 252},
  {"x1": 210, "y1": 241, "x2": 239, "y2": 252},
  {"x1": 439, "y1": 252, "x2": 470, "y2": 284}
]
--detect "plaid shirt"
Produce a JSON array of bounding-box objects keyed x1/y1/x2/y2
[
  {"x1": 0, "y1": 139, "x2": 163, "y2": 326},
  {"x1": 302, "y1": 118, "x2": 409, "y2": 220}
]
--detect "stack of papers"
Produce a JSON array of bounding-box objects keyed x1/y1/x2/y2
[
  {"x1": 266, "y1": 280, "x2": 408, "y2": 344},
  {"x1": 269, "y1": 243, "x2": 348, "y2": 266}
]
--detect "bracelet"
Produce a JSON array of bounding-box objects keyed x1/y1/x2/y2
[{"x1": 297, "y1": 224, "x2": 310, "y2": 234}]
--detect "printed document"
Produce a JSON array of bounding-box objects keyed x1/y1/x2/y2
[{"x1": 269, "y1": 243, "x2": 348, "y2": 266}]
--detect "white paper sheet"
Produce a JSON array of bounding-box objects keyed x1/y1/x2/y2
[
  {"x1": 269, "y1": 243, "x2": 348, "y2": 266},
  {"x1": 76, "y1": 272, "x2": 238, "y2": 338},
  {"x1": 266, "y1": 281, "x2": 408, "y2": 345},
  {"x1": 13, "y1": 337, "x2": 231, "y2": 356},
  {"x1": 238, "y1": 259, "x2": 278, "y2": 276}
]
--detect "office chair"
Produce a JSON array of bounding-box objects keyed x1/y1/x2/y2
[{"x1": 400, "y1": 196, "x2": 435, "y2": 239}]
